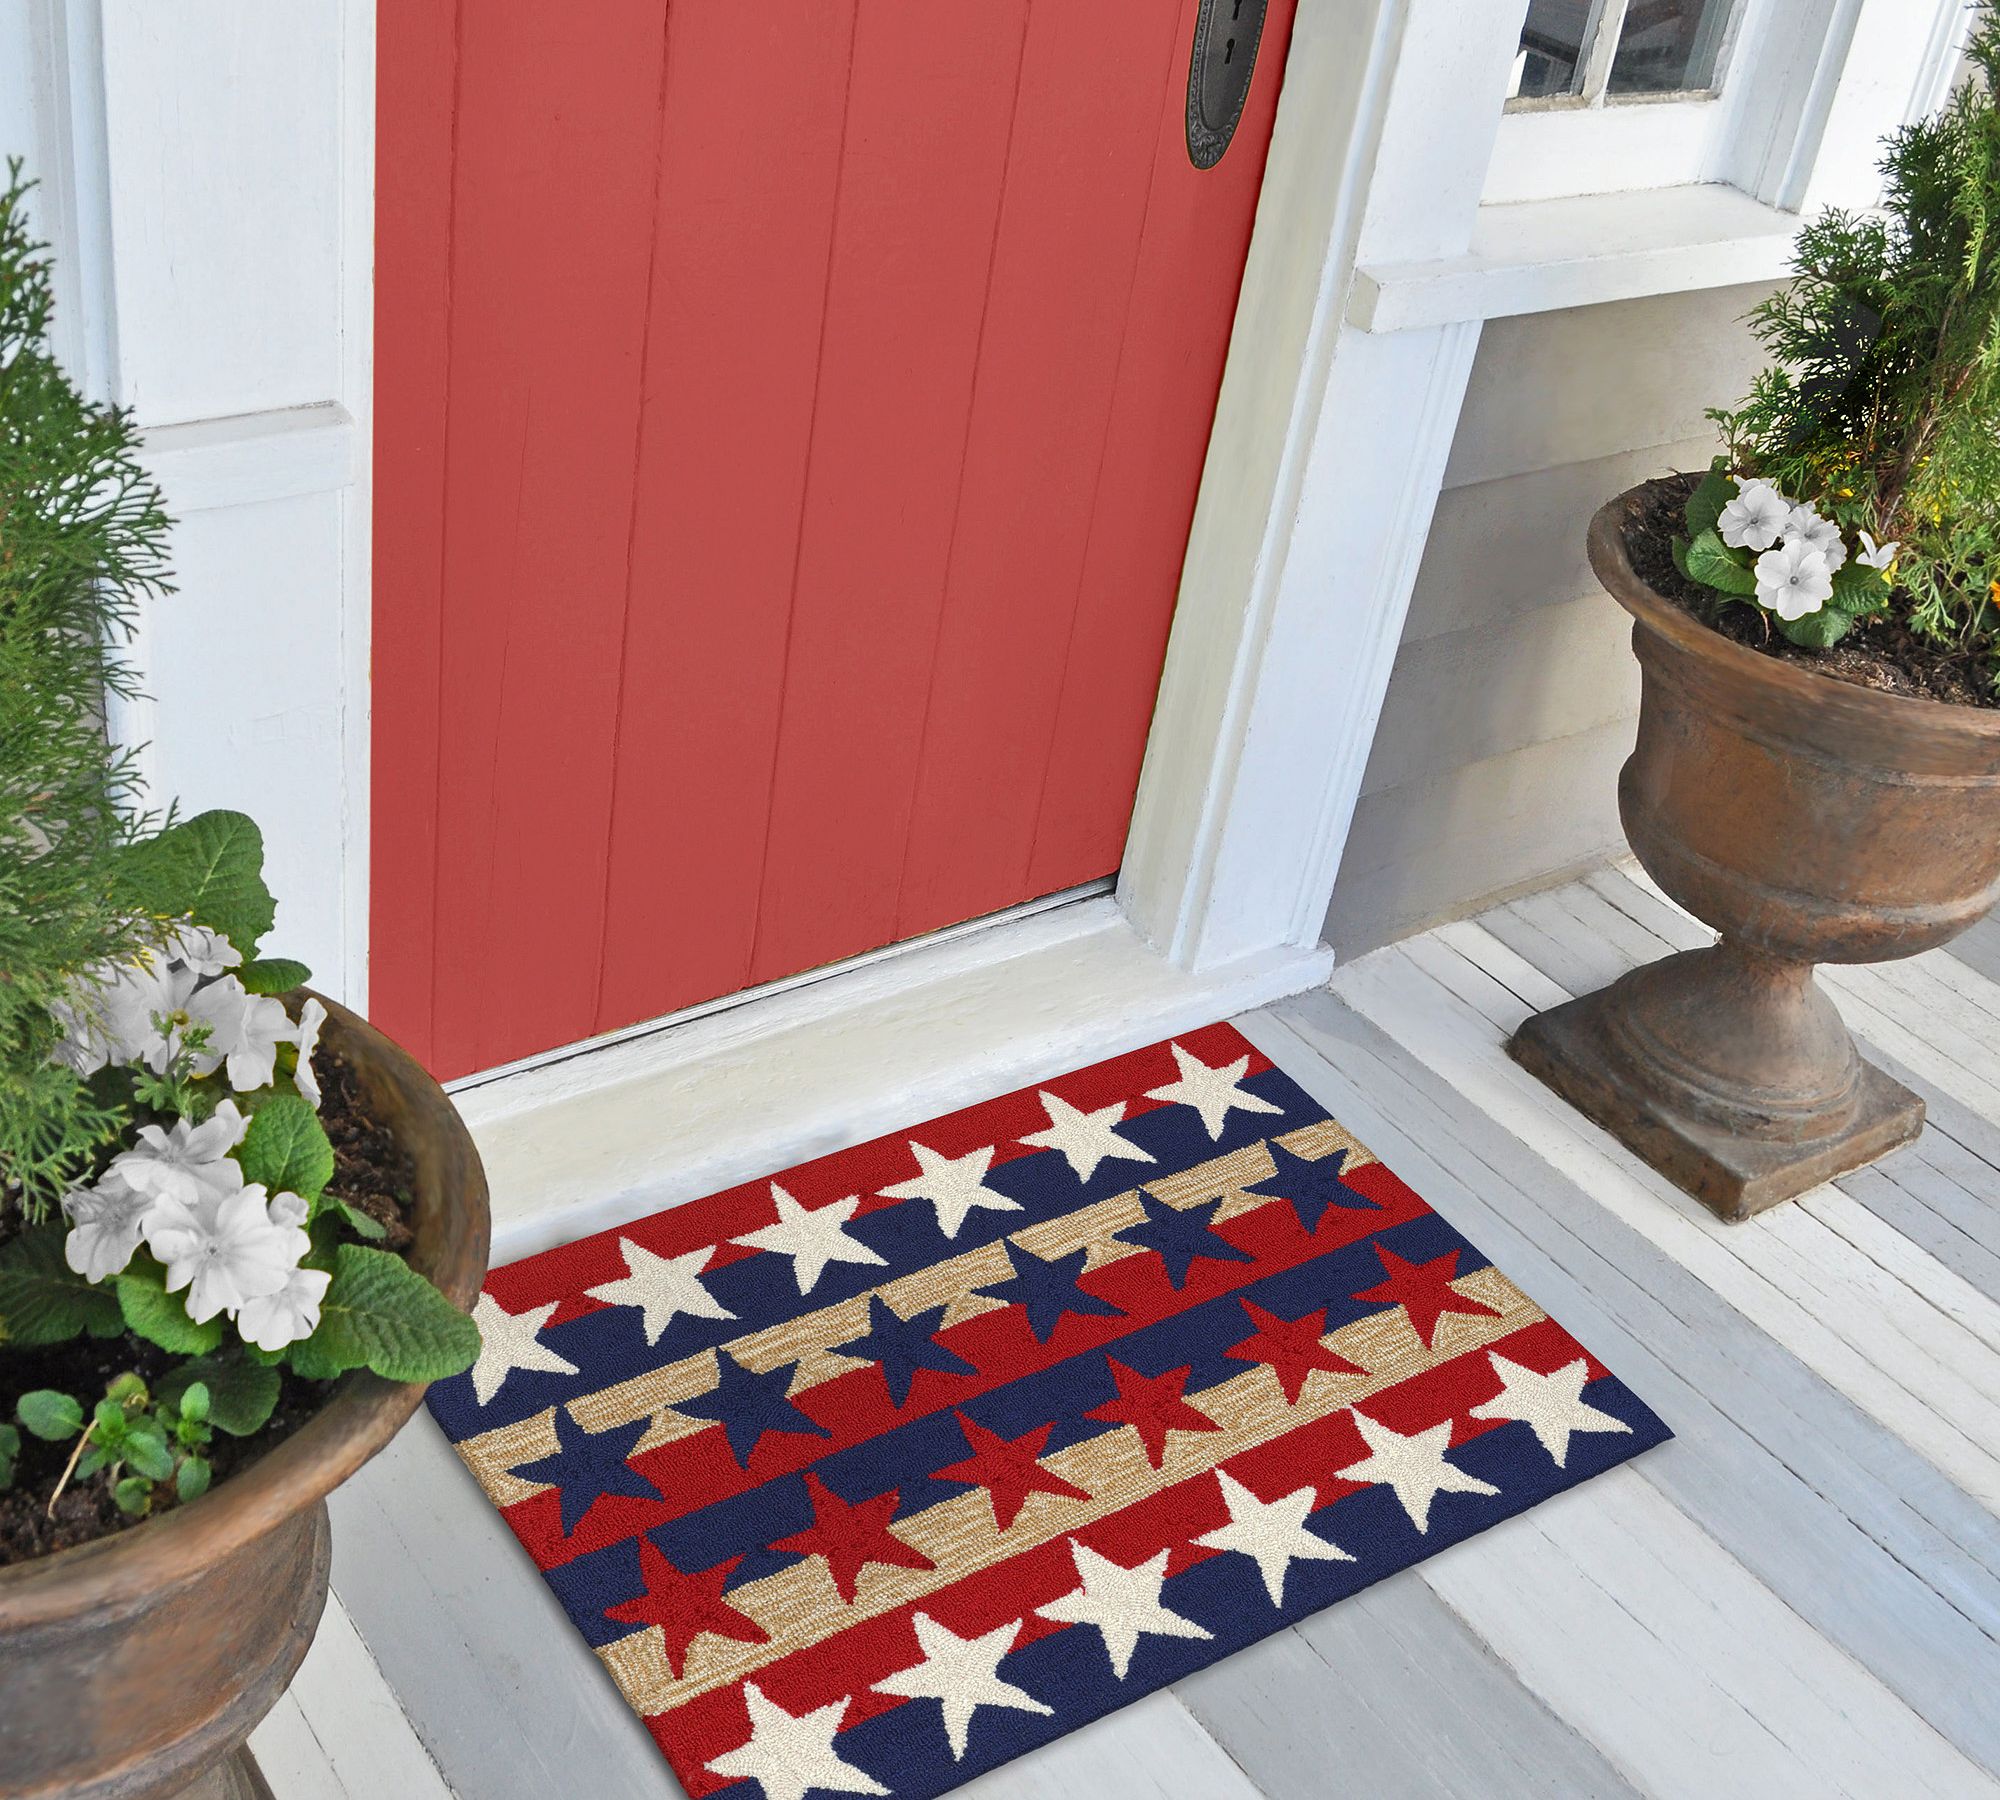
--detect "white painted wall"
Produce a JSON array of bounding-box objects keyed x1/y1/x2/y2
[{"x1": 1324, "y1": 281, "x2": 1781, "y2": 956}]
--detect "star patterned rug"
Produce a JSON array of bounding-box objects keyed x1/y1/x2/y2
[{"x1": 427, "y1": 1021, "x2": 1670, "y2": 1800}]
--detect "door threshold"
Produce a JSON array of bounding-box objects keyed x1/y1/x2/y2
[
  {"x1": 455, "y1": 895, "x2": 1334, "y2": 1263},
  {"x1": 446, "y1": 879, "x2": 1114, "y2": 1097}
]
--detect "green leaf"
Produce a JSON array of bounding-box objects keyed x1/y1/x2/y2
[
  {"x1": 287, "y1": 1245, "x2": 479, "y2": 1384},
  {"x1": 120, "y1": 1422, "x2": 175, "y2": 1483},
  {"x1": 116, "y1": 1253, "x2": 225, "y2": 1355},
  {"x1": 333, "y1": 1198, "x2": 388, "y2": 1241},
  {"x1": 157, "y1": 1355, "x2": 281, "y2": 1437},
  {"x1": 77, "y1": 1444, "x2": 109, "y2": 1479},
  {"x1": 176, "y1": 1455, "x2": 212, "y2": 1503},
  {"x1": 238, "y1": 1092, "x2": 336, "y2": 1208},
  {"x1": 16, "y1": 1390, "x2": 84, "y2": 1441},
  {"x1": 118, "y1": 810, "x2": 276, "y2": 960},
  {"x1": 0, "y1": 1423, "x2": 18, "y2": 1489},
  {"x1": 236, "y1": 957, "x2": 312, "y2": 996},
  {"x1": 113, "y1": 1476, "x2": 154, "y2": 1516},
  {"x1": 1683, "y1": 528, "x2": 1760, "y2": 597},
  {"x1": 177, "y1": 1382, "x2": 210, "y2": 1425},
  {"x1": 1684, "y1": 468, "x2": 1736, "y2": 542},
  {"x1": 0, "y1": 1226, "x2": 123, "y2": 1345},
  {"x1": 1779, "y1": 606, "x2": 1854, "y2": 648},
  {"x1": 1828, "y1": 560, "x2": 1892, "y2": 615}
]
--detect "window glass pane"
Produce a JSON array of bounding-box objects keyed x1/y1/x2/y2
[
  {"x1": 1607, "y1": 0, "x2": 1736, "y2": 95},
  {"x1": 1511, "y1": 0, "x2": 1595, "y2": 100}
]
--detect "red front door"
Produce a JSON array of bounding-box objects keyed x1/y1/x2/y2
[{"x1": 373, "y1": 0, "x2": 1297, "y2": 1080}]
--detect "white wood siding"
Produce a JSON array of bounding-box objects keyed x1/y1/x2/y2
[{"x1": 1325, "y1": 282, "x2": 1780, "y2": 954}]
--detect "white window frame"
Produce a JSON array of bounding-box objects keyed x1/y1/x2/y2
[
  {"x1": 1493, "y1": 0, "x2": 1749, "y2": 201},
  {"x1": 1486, "y1": 0, "x2": 1913, "y2": 206}
]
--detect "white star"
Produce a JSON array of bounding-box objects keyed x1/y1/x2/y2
[
  {"x1": 1034, "y1": 1538, "x2": 1212, "y2": 1679},
  {"x1": 583, "y1": 1237, "x2": 736, "y2": 1346},
  {"x1": 704, "y1": 1680, "x2": 887, "y2": 1800},
  {"x1": 731, "y1": 1184, "x2": 888, "y2": 1295},
  {"x1": 871, "y1": 1611, "x2": 1053, "y2": 1760},
  {"x1": 1469, "y1": 1352, "x2": 1632, "y2": 1468},
  {"x1": 468, "y1": 1293, "x2": 580, "y2": 1407},
  {"x1": 1143, "y1": 1043, "x2": 1284, "y2": 1140},
  {"x1": 877, "y1": 1141, "x2": 1022, "y2": 1239},
  {"x1": 1017, "y1": 1091, "x2": 1157, "y2": 1183},
  {"x1": 1193, "y1": 1469, "x2": 1353, "y2": 1606},
  {"x1": 1335, "y1": 1409, "x2": 1499, "y2": 1532}
]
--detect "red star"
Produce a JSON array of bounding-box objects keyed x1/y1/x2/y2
[
  {"x1": 1354, "y1": 1244, "x2": 1501, "y2": 1349},
  {"x1": 932, "y1": 1410, "x2": 1091, "y2": 1531},
  {"x1": 1084, "y1": 1358, "x2": 1224, "y2": 1468},
  {"x1": 602, "y1": 1542, "x2": 768, "y2": 1679},
  {"x1": 768, "y1": 1472, "x2": 936, "y2": 1603},
  {"x1": 1224, "y1": 1299, "x2": 1366, "y2": 1403}
]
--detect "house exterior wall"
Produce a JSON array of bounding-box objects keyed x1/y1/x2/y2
[{"x1": 1324, "y1": 279, "x2": 1782, "y2": 957}]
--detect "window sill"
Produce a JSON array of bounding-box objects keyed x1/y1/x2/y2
[{"x1": 1351, "y1": 183, "x2": 1801, "y2": 333}]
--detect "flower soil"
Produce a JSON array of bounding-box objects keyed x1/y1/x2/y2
[
  {"x1": 1626, "y1": 476, "x2": 2000, "y2": 711},
  {"x1": 0, "y1": 1043, "x2": 415, "y2": 1567}
]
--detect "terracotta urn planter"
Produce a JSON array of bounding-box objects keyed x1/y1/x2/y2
[
  {"x1": 0, "y1": 996, "x2": 489, "y2": 1800},
  {"x1": 1509, "y1": 484, "x2": 2000, "y2": 1221}
]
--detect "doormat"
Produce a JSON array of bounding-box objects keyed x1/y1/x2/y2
[{"x1": 427, "y1": 1022, "x2": 1669, "y2": 1800}]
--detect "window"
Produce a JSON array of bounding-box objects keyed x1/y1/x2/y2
[
  {"x1": 1510, "y1": 0, "x2": 1740, "y2": 107},
  {"x1": 1488, "y1": 0, "x2": 1751, "y2": 203}
]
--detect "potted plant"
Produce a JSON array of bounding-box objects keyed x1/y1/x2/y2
[
  {"x1": 0, "y1": 168, "x2": 488, "y2": 1797},
  {"x1": 1509, "y1": 20, "x2": 2000, "y2": 1222}
]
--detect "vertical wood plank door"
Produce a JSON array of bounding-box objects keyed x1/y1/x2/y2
[{"x1": 374, "y1": 0, "x2": 1299, "y2": 1080}]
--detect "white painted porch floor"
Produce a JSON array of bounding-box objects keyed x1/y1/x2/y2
[{"x1": 254, "y1": 863, "x2": 2000, "y2": 1800}]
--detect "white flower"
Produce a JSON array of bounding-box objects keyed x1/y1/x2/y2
[
  {"x1": 1755, "y1": 537, "x2": 1835, "y2": 620},
  {"x1": 163, "y1": 921, "x2": 242, "y2": 979},
  {"x1": 52, "y1": 952, "x2": 196, "y2": 1075},
  {"x1": 266, "y1": 1190, "x2": 310, "y2": 1230},
  {"x1": 1782, "y1": 503, "x2": 1848, "y2": 571},
  {"x1": 1857, "y1": 529, "x2": 1899, "y2": 572},
  {"x1": 111, "y1": 1099, "x2": 250, "y2": 1206},
  {"x1": 293, "y1": 997, "x2": 328, "y2": 1109},
  {"x1": 145, "y1": 1181, "x2": 308, "y2": 1323},
  {"x1": 236, "y1": 1263, "x2": 332, "y2": 1351},
  {"x1": 1717, "y1": 478, "x2": 1792, "y2": 552},
  {"x1": 185, "y1": 976, "x2": 295, "y2": 1092},
  {"x1": 48, "y1": 991, "x2": 117, "y2": 1078},
  {"x1": 62, "y1": 1169, "x2": 155, "y2": 1283}
]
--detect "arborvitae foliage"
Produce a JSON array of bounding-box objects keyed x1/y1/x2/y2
[
  {"x1": 0, "y1": 164, "x2": 172, "y2": 1219},
  {"x1": 1713, "y1": 10, "x2": 2000, "y2": 683}
]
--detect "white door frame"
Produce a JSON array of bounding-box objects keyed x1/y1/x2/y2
[{"x1": 6, "y1": 0, "x2": 1965, "y2": 1256}]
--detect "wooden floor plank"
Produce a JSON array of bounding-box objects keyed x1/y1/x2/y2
[
  {"x1": 1176, "y1": 1580, "x2": 1638, "y2": 1800},
  {"x1": 1248, "y1": 992, "x2": 2000, "y2": 1774},
  {"x1": 249, "y1": 1593, "x2": 453, "y2": 1800},
  {"x1": 1952, "y1": 915, "x2": 2000, "y2": 988},
  {"x1": 1425, "y1": 1473, "x2": 1996, "y2": 1800},
  {"x1": 1835, "y1": 1159, "x2": 2000, "y2": 1307},
  {"x1": 954, "y1": 1692, "x2": 1268, "y2": 1800}
]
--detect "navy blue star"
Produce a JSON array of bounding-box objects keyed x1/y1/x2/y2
[
  {"x1": 1242, "y1": 1143, "x2": 1382, "y2": 1233},
  {"x1": 973, "y1": 1243, "x2": 1126, "y2": 1343},
  {"x1": 1113, "y1": 1193, "x2": 1256, "y2": 1290},
  {"x1": 673, "y1": 1352, "x2": 832, "y2": 1468},
  {"x1": 828, "y1": 1294, "x2": 979, "y2": 1407},
  {"x1": 511, "y1": 1409, "x2": 663, "y2": 1536}
]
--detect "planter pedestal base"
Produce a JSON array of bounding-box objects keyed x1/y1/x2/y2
[{"x1": 1507, "y1": 941, "x2": 1926, "y2": 1221}]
